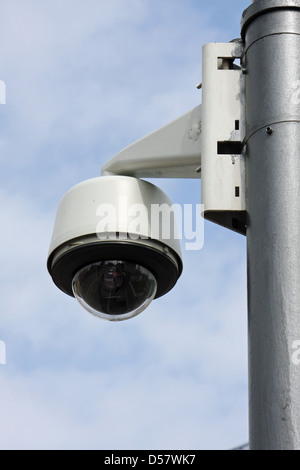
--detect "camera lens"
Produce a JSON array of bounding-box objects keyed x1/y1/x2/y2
[
  {"x1": 72, "y1": 260, "x2": 157, "y2": 321},
  {"x1": 102, "y1": 264, "x2": 124, "y2": 290}
]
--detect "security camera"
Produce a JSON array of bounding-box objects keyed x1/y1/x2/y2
[{"x1": 47, "y1": 175, "x2": 183, "y2": 321}]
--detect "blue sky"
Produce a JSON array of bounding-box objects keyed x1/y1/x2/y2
[{"x1": 0, "y1": 0, "x2": 251, "y2": 450}]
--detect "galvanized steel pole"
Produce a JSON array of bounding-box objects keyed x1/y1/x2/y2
[{"x1": 242, "y1": 0, "x2": 300, "y2": 449}]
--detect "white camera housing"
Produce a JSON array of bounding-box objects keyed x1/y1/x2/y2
[{"x1": 47, "y1": 175, "x2": 183, "y2": 320}]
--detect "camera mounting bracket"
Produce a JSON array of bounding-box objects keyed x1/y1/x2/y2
[
  {"x1": 101, "y1": 42, "x2": 246, "y2": 235},
  {"x1": 101, "y1": 105, "x2": 202, "y2": 179}
]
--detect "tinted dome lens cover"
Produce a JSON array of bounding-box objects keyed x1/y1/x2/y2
[{"x1": 72, "y1": 260, "x2": 157, "y2": 321}]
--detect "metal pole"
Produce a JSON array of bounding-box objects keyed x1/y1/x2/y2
[{"x1": 242, "y1": 0, "x2": 300, "y2": 449}]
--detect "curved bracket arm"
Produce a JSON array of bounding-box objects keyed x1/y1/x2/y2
[{"x1": 101, "y1": 105, "x2": 202, "y2": 179}]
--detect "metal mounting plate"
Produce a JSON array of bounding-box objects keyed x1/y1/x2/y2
[{"x1": 201, "y1": 42, "x2": 246, "y2": 235}]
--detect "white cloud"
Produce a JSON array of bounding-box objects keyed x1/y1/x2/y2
[{"x1": 0, "y1": 365, "x2": 247, "y2": 450}]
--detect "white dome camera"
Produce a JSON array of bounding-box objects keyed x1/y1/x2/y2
[{"x1": 47, "y1": 176, "x2": 183, "y2": 321}]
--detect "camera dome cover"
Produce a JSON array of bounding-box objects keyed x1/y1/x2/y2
[{"x1": 47, "y1": 176, "x2": 183, "y2": 305}]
